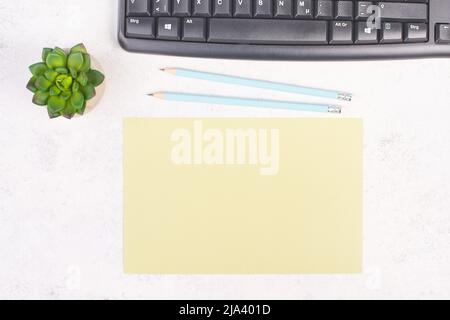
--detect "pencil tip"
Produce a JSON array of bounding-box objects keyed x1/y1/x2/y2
[
  {"x1": 147, "y1": 93, "x2": 154, "y2": 96},
  {"x1": 162, "y1": 68, "x2": 177, "y2": 75},
  {"x1": 159, "y1": 68, "x2": 165, "y2": 72}
]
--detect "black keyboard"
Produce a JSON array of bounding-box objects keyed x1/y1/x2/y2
[{"x1": 118, "y1": 0, "x2": 450, "y2": 59}]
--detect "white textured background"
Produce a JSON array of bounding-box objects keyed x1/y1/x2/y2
[{"x1": 1, "y1": 0, "x2": 450, "y2": 300}]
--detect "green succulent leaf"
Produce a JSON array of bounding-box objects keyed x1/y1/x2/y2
[
  {"x1": 70, "y1": 43, "x2": 88, "y2": 55},
  {"x1": 80, "y1": 84, "x2": 96, "y2": 100},
  {"x1": 62, "y1": 76, "x2": 73, "y2": 90},
  {"x1": 87, "y1": 70, "x2": 105, "y2": 87},
  {"x1": 48, "y1": 108, "x2": 62, "y2": 119},
  {"x1": 61, "y1": 91, "x2": 72, "y2": 101},
  {"x1": 77, "y1": 72, "x2": 88, "y2": 86},
  {"x1": 55, "y1": 75, "x2": 66, "y2": 91},
  {"x1": 32, "y1": 91, "x2": 50, "y2": 106},
  {"x1": 46, "y1": 53, "x2": 66, "y2": 69},
  {"x1": 27, "y1": 77, "x2": 37, "y2": 93},
  {"x1": 52, "y1": 47, "x2": 68, "y2": 60},
  {"x1": 80, "y1": 54, "x2": 91, "y2": 72},
  {"x1": 77, "y1": 101, "x2": 87, "y2": 115},
  {"x1": 68, "y1": 53, "x2": 84, "y2": 72},
  {"x1": 42, "y1": 48, "x2": 52, "y2": 62},
  {"x1": 72, "y1": 81, "x2": 80, "y2": 93},
  {"x1": 62, "y1": 101, "x2": 77, "y2": 119},
  {"x1": 29, "y1": 63, "x2": 48, "y2": 77},
  {"x1": 70, "y1": 91, "x2": 85, "y2": 111},
  {"x1": 44, "y1": 70, "x2": 58, "y2": 82},
  {"x1": 35, "y1": 76, "x2": 52, "y2": 91},
  {"x1": 55, "y1": 67, "x2": 69, "y2": 74},
  {"x1": 49, "y1": 86, "x2": 61, "y2": 96},
  {"x1": 56, "y1": 74, "x2": 67, "y2": 82},
  {"x1": 47, "y1": 96, "x2": 66, "y2": 113},
  {"x1": 69, "y1": 67, "x2": 78, "y2": 79}
]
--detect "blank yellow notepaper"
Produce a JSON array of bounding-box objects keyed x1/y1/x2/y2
[{"x1": 124, "y1": 118, "x2": 362, "y2": 274}]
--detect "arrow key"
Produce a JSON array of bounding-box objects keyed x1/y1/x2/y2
[{"x1": 436, "y1": 24, "x2": 450, "y2": 44}]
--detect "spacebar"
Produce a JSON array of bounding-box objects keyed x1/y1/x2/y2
[{"x1": 208, "y1": 19, "x2": 329, "y2": 45}]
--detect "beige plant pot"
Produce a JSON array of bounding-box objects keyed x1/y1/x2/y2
[{"x1": 82, "y1": 55, "x2": 105, "y2": 116}]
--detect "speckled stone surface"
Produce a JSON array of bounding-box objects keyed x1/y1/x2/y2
[{"x1": 1, "y1": 0, "x2": 450, "y2": 300}]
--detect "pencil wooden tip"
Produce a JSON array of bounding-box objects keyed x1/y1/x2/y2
[
  {"x1": 149, "y1": 92, "x2": 165, "y2": 99},
  {"x1": 161, "y1": 68, "x2": 177, "y2": 75}
]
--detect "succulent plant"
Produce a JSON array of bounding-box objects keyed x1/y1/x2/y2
[{"x1": 26, "y1": 44, "x2": 105, "y2": 119}]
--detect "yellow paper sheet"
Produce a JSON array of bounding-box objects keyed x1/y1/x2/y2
[{"x1": 124, "y1": 118, "x2": 362, "y2": 274}]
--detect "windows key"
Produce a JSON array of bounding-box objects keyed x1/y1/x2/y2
[{"x1": 157, "y1": 18, "x2": 181, "y2": 40}]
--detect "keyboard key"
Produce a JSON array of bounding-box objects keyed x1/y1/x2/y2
[
  {"x1": 404, "y1": 23, "x2": 428, "y2": 43},
  {"x1": 355, "y1": 22, "x2": 378, "y2": 44},
  {"x1": 182, "y1": 18, "x2": 206, "y2": 42},
  {"x1": 193, "y1": 0, "x2": 212, "y2": 17},
  {"x1": 157, "y1": 17, "x2": 180, "y2": 40},
  {"x1": 126, "y1": 0, "x2": 150, "y2": 16},
  {"x1": 436, "y1": 24, "x2": 450, "y2": 44},
  {"x1": 380, "y1": 22, "x2": 402, "y2": 44},
  {"x1": 330, "y1": 21, "x2": 353, "y2": 44},
  {"x1": 213, "y1": 0, "x2": 232, "y2": 17},
  {"x1": 274, "y1": 0, "x2": 293, "y2": 19},
  {"x1": 295, "y1": 0, "x2": 313, "y2": 19},
  {"x1": 173, "y1": 0, "x2": 191, "y2": 16},
  {"x1": 356, "y1": 1, "x2": 374, "y2": 21},
  {"x1": 378, "y1": 2, "x2": 427, "y2": 22},
  {"x1": 208, "y1": 19, "x2": 328, "y2": 44},
  {"x1": 234, "y1": 0, "x2": 252, "y2": 18},
  {"x1": 126, "y1": 17, "x2": 155, "y2": 39},
  {"x1": 315, "y1": 0, "x2": 333, "y2": 20},
  {"x1": 153, "y1": 0, "x2": 171, "y2": 16},
  {"x1": 254, "y1": 0, "x2": 273, "y2": 18},
  {"x1": 335, "y1": 1, "x2": 353, "y2": 20}
]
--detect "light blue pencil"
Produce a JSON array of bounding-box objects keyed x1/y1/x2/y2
[
  {"x1": 149, "y1": 92, "x2": 341, "y2": 113},
  {"x1": 162, "y1": 68, "x2": 352, "y2": 102}
]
